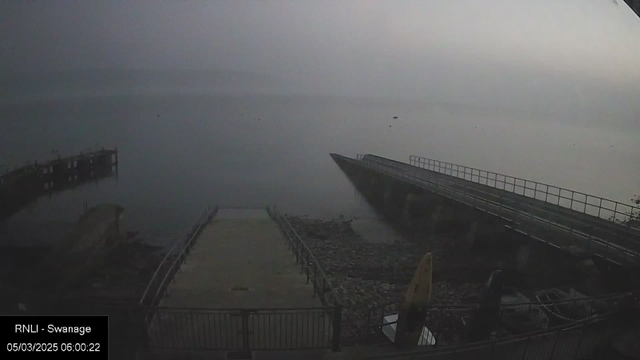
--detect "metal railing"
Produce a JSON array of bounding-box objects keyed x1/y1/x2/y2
[
  {"x1": 365, "y1": 314, "x2": 611, "y2": 360},
  {"x1": 408, "y1": 155, "x2": 640, "y2": 227},
  {"x1": 267, "y1": 205, "x2": 343, "y2": 351},
  {"x1": 362, "y1": 291, "x2": 630, "y2": 348},
  {"x1": 5, "y1": 282, "x2": 634, "y2": 355},
  {"x1": 352, "y1": 154, "x2": 640, "y2": 266},
  {"x1": 267, "y1": 205, "x2": 342, "y2": 309},
  {"x1": 139, "y1": 206, "x2": 218, "y2": 308},
  {"x1": 145, "y1": 306, "x2": 336, "y2": 351},
  {"x1": 0, "y1": 293, "x2": 146, "y2": 356},
  {"x1": 2, "y1": 291, "x2": 339, "y2": 352}
]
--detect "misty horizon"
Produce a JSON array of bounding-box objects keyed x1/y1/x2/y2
[
  {"x1": 1, "y1": 1, "x2": 638, "y2": 122},
  {"x1": 1, "y1": 67, "x2": 638, "y2": 133}
]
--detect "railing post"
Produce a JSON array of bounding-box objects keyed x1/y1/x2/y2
[
  {"x1": 572, "y1": 327, "x2": 586, "y2": 359},
  {"x1": 596, "y1": 198, "x2": 604, "y2": 219},
  {"x1": 365, "y1": 307, "x2": 372, "y2": 343},
  {"x1": 570, "y1": 192, "x2": 575, "y2": 211},
  {"x1": 241, "y1": 309, "x2": 251, "y2": 352},
  {"x1": 332, "y1": 305, "x2": 342, "y2": 352},
  {"x1": 490, "y1": 339, "x2": 497, "y2": 356},
  {"x1": 312, "y1": 264, "x2": 317, "y2": 298},
  {"x1": 520, "y1": 334, "x2": 530, "y2": 360},
  {"x1": 548, "y1": 329, "x2": 561, "y2": 359},
  {"x1": 306, "y1": 251, "x2": 310, "y2": 283},
  {"x1": 322, "y1": 278, "x2": 327, "y2": 304}
]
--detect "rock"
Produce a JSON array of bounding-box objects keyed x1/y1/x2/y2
[{"x1": 284, "y1": 215, "x2": 524, "y2": 345}]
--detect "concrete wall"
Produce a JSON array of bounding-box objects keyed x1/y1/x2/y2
[
  {"x1": 333, "y1": 154, "x2": 506, "y2": 243},
  {"x1": 331, "y1": 154, "x2": 589, "y2": 276}
]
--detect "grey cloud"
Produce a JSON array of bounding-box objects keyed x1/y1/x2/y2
[{"x1": 0, "y1": 0, "x2": 638, "y2": 121}]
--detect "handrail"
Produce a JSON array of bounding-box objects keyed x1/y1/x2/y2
[
  {"x1": 138, "y1": 206, "x2": 218, "y2": 307},
  {"x1": 403, "y1": 155, "x2": 639, "y2": 245},
  {"x1": 367, "y1": 289, "x2": 639, "y2": 314},
  {"x1": 266, "y1": 205, "x2": 341, "y2": 308},
  {"x1": 373, "y1": 154, "x2": 639, "y2": 239},
  {"x1": 354, "y1": 154, "x2": 640, "y2": 265},
  {"x1": 267, "y1": 205, "x2": 344, "y2": 351},
  {"x1": 362, "y1": 289, "x2": 637, "y2": 356},
  {"x1": 365, "y1": 314, "x2": 611, "y2": 359},
  {"x1": 374, "y1": 156, "x2": 631, "y2": 239},
  {"x1": 365, "y1": 292, "x2": 628, "y2": 332},
  {"x1": 408, "y1": 155, "x2": 640, "y2": 228}
]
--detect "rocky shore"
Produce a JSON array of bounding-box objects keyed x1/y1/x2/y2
[
  {"x1": 286, "y1": 214, "x2": 611, "y2": 345},
  {"x1": 65, "y1": 238, "x2": 168, "y2": 302},
  {"x1": 287, "y1": 216, "x2": 489, "y2": 344}
]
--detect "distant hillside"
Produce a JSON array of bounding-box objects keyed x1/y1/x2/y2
[{"x1": 0, "y1": 69, "x2": 282, "y2": 101}]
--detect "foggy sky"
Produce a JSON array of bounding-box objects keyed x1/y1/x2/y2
[{"x1": 1, "y1": 0, "x2": 639, "y2": 117}]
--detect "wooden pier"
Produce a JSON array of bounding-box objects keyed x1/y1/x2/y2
[{"x1": 0, "y1": 149, "x2": 119, "y2": 220}]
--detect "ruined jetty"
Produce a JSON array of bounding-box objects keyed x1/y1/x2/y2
[{"x1": 0, "y1": 149, "x2": 119, "y2": 220}]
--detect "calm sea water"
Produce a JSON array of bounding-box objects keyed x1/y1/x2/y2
[{"x1": 1, "y1": 94, "x2": 638, "y2": 247}]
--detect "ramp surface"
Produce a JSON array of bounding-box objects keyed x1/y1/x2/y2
[
  {"x1": 161, "y1": 208, "x2": 321, "y2": 308},
  {"x1": 147, "y1": 209, "x2": 330, "y2": 351}
]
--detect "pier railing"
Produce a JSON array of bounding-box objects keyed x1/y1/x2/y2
[
  {"x1": 0, "y1": 148, "x2": 119, "y2": 220},
  {"x1": 267, "y1": 205, "x2": 342, "y2": 308},
  {"x1": 139, "y1": 206, "x2": 218, "y2": 308},
  {"x1": 4, "y1": 281, "x2": 634, "y2": 355},
  {"x1": 364, "y1": 314, "x2": 612, "y2": 360},
  {"x1": 354, "y1": 154, "x2": 640, "y2": 266},
  {"x1": 408, "y1": 155, "x2": 640, "y2": 227},
  {"x1": 267, "y1": 205, "x2": 343, "y2": 351},
  {"x1": 362, "y1": 291, "x2": 633, "y2": 347},
  {"x1": 145, "y1": 306, "x2": 337, "y2": 351}
]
